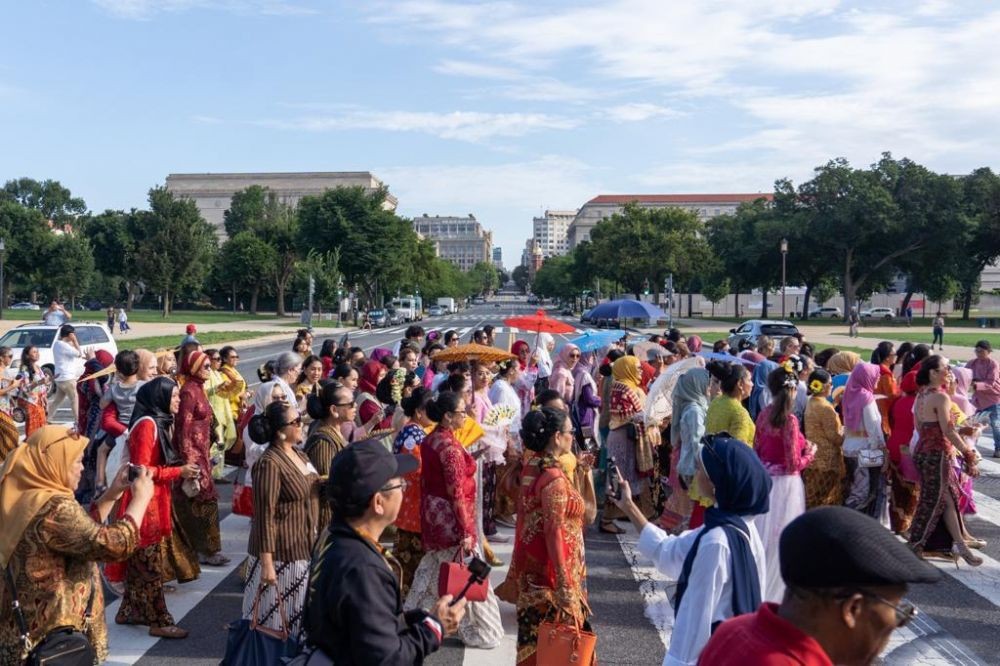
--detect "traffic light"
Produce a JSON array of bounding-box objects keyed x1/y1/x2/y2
[{"x1": 643, "y1": 279, "x2": 650, "y2": 295}]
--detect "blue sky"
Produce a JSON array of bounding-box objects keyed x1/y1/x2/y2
[{"x1": 4, "y1": 1, "x2": 1000, "y2": 268}]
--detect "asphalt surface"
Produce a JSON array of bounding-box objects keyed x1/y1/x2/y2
[{"x1": 62, "y1": 303, "x2": 1000, "y2": 665}]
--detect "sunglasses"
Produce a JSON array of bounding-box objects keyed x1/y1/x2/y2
[
  {"x1": 334, "y1": 401, "x2": 355, "y2": 407},
  {"x1": 210, "y1": 356, "x2": 222, "y2": 362},
  {"x1": 280, "y1": 416, "x2": 304, "y2": 428},
  {"x1": 569, "y1": 353, "x2": 581, "y2": 359}
]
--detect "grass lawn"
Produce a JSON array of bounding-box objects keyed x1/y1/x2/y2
[
  {"x1": 838, "y1": 331, "x2": 1000, "y2": 349},
  {"x1": 1, "y1": 309, "x2": 284, "y2": 324},
  {"x1": 124, "y1": 330, "x2": 280, "y2": 351},
  {"x1": 697, "y1": 315, "x2": 1000, "y2": 329}
]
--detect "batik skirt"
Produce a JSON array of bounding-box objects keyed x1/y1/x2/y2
[
  {"x1": 116, "y1": 541, "x2": 175, "y2": 628},
  {"x1": 242, "y1": 556, "x2": 310, "y2": 641}
]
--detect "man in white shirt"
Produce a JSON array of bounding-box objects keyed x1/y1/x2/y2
[
  {"x1": 49, "y1": 324, "x2": 86, "y2": 423},
  {"x1": 42, "y1": 300, "x2": 72, "y2": 327}
]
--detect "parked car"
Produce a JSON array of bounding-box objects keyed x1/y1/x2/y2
[
  {"x1": 561, "y1": 307, "x2": 573, "y2": 316},
  {"x1": 0, "y1": 322, "x2": 118, "y2": 380},
  {"x1": 727, "y1": 320, "x2": 800, "y2": 351},
  {"x1": 9, "y1": 302, "x2": 40, "y2": 311},
  {"x1": 580, "y1": 309, "x2": 594, "y2": 325},
  {"x1": 861, "y1": 307, "x2": 895, "y2": 320},
  {"x1": 472, "y1": 297, "x2": 485, "y2": 305},
  {"x1": 808, "y1": 306, "x2": 843, "y2": 319},
  {"x1": 427, "y1": 305, "x2": 446, "y2": 317},
  {"x1": 386, "y1": 308, "x2": 405, "y2": 326},
  {"x1": 367, "y1": 309, "x2": 388, "y2": 328}
]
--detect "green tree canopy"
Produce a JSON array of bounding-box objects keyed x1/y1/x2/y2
[{"x1": 2, "y1": 178, "x2": 87, "y2": 222}]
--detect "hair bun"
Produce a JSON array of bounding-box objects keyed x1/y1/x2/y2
[{"x1": 247, "y1": 414, "x2": 273, "y2": 444}]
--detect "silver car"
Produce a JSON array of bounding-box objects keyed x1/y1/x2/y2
[{"x1": 727, "y1": 320, "x2": 800, "y2": 351}]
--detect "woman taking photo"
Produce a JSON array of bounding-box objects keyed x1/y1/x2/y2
[
  {"x1": 173, "y1": 351, "x2": 229, "y2": 567},
  {"x1": 404, "y1": 391, "x2": 503, "y2": 649},
  {"x1": 801, "y1": 369, "x2": 846, "y2": 508},
  {"x1": 392, "y1": 387, "x2": 434, "y2": 596},
  {"x1": 244, "y1": 401, "x2": 320, "y2": 641},
  {"x1": 840, "y1": 363, "x2": 889, "y2": 524},
  {"x1": 304, "y1": 383, "x2": 353, "y2": 529},
  {"x1": 908, "y1": 356, "x2": 983, "y2": 565},
  {"x1": 509, "y1": 408, "x2": 592, "y2": 666},
  {"x1": 18, "y1": 345, "x2": 48, "y2": 437},
  {"x1": 115, "y1": 377, "x2": 200, "y2": 637},
  {"x1": 753, "y1": 365, "x2": 815, "y2": 603},
  {"x1": 611, "y1": 434, "x2": 770, "y2": 666},
  {"x1": 0, "y1": 425, "x2": 155, "y2": 662}
]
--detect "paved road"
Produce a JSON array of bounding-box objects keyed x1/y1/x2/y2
[{"x1": 76, "y1": 304, "x2": 1000, "y2": 665}]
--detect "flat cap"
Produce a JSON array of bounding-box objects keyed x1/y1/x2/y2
[{"x1": 780, "y1": 506, "x2": 941, "y2": 588}]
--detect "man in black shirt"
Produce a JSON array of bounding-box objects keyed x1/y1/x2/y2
[{"x1": 303, "y1": 439, "x2": 466, "y2": 664}]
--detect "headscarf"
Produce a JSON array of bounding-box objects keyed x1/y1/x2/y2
[
  {"x1": 686, "y1": 335, "x2": 703, "y2": 353},
  {"x1": 572, "y1": 351, "x2": 598, "y2": 405},
  {"x1": 674, "y1": 435, "x2": 771, "y2": 618},
  {"x1": 826, "y1": 351, "x2": 861, "y2": 376},
  {"x1": 130, "y1": 376, "x2": 178, "y2": 461},
  {"x1": 511, "y1": 340, "x2": 532, "y2": 371},
  {"x1": 370, "y1": 347, "x2": 392, "y2": 364},
  {"x1": 0, "y1": 426, "x2": 89, "y2": 566},
  {"x1": 611, "y1": 356, "x2": 642, "y2": 391},
  {"x1": 670, "y1": 368, "x2": 711, "y2": 464},
  {"x1": 181, "y1": 350, "x2": 208, "y2": 382},
  {"x1": 536, "y1": 333, "x2": 554, "y2": 378},
  {"x1": 952, "y1": 367, "x2": 976, "y2": 418},
  {"x1": 550, "y1": 344, "x2": 579, "y2": 404},
  {"x1": 358, "y1": 360, "x2": 385, "y2": 395},
  {"x1": 842, "y1": 362, "x2": 881, "y2": 431},
  {"x1": 749, "y1": 359, "x2": 778, "y2": 420}
]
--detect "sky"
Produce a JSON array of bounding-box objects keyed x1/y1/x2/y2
[{"x1": 4, "y1": 1, "x2": 1000, "y2": 268}]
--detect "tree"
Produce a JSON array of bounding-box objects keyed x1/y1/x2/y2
[
  {"x1": 956, "y1": 168, "x2": 1000, "y2": 319},
  {"x1": 0, "y1": 200, "x2": 57, "y2": 300},
  {"x1": 38, "y1": 234, "x2": 95, "y2": 307},
  {"x1": 215, "y1": 232, "x2": 277, "y2": 313},
  {"x1": 223, "y1": 185, "x2": 269, "y2": 237},
  {"x1": 468, "y1": 261, "x2": 500, "y2": 295},
  {"x1": 706, "y1": 203, "x2": 766, "y2": 317},
  {"x1": 512, "y1": 265, "x2": 530, "y2": 293},
  {"x1": 80, "y1": 210, "x2": 133, "y2": 305},
  {"x1": 294, "y1": 248, "x2": 342, "y2": 312},
  {"x1": 532, "y1": 255, "x2": 574, "y2": 301},
  {"x1": 702, "y1": 276, "x2": 730, "y2": 318},
  {"x1": 256, "y1": 202, "x2": 298, "y2": 316},
  {"x1": 2, "y1": 178, "x2": 86, "y2": 223},
  {"x1": 130, "y1": 187, "x2": 217, "y2": 316}
]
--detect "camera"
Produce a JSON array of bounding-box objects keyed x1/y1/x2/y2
[
  {"x1": 127, "y1": 463, "x2": 141, "y2": 483},
  {"x1": 448, "y1": 556, "x2": 492, "y2": 607},
  {"x1": 607, "y1": 457, "x2": 622, "y2": 501}
]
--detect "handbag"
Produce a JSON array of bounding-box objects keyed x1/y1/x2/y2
[
  {"x1": 858, "y1": 447, "x2": 885, "y2": 468},
  {"x1": 221, "y1": 585, "x2": 300, "y2": 665},
  {"x1": 572, "y1": 465, "x2": 598, "y2": 525},
  {"x1": 537, "y1": 615, "x2": 597, "y2": 666},
  {"x1": 232, "y1": 478, "x2": 255, "y2": 517},
  {"x1": 282, "y1": 646, "x2": 334, "y2": 666},
  {"x1": 437, "y1": 547, "x2": 488, "y2": 602},
  {"x1": 4, "y1": 564, "x2": 96, "y2": 666}
]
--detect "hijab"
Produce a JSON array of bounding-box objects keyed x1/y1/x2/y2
[
  {"x1": 572, "y1": 351, "x2": 598, "y2": 404},
  {"x1": 536, "y1": 333, "x2": 554, "y2": 377},
  {"x1": 749, "y1": 359, "x2": 778, "y2": 420},
  {"x1": 687, "y1": 335, "x2": 703, "y2": 353},
  {"x1": 612, "y1": 355, "x2": 642, "y2": 391},
  {"x1": 670, "y1": 368, "x2": 711, "y2": 455},
  {"x1": 842, "y1": 362, "x2": 881, "y2": 431},
  {"x1": 181, "y1": 350, "x2": 208, "y2": 383},
  {"x1": 511, "y1": 340, "x2": 532, "y2": 371},
  {"x1": 952, "y1": 367, "x2": 976, "y2": 418},
  {"x1": 674, "y1": 435, "x2": 771, "y2": 618},
  {"x1": 550, "y1": 344, "x2": 579, "y2": 404},
  {"x1": 359, "y1": 360, "x2": 385, "y2": 395},
  {"x1": 131, "y1": 376, "x2": 178, "y2": 459},
  {"x1": 826, "y1": 351, "x2": 861, "y2": 376},
  {"x1": 0, "y1": 425, "x2": 89, "y2": 566}
]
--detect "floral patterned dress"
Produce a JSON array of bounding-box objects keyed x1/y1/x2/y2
[{"x1": 391, "y1": 422, "x2": 426, "y2": 596}]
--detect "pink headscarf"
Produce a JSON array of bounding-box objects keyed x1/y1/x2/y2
[
  {"x1": 686, "y1": 335, "x2": 703, "y2": 353},
  {"x1": 952, "y1": 367, "x2": 976, "y2": 418},
  {"x1": 842, "y1": 362, "x2": 881, "y2": 431},
  {"x1": 550, "y1": 344, "x2": 580, "y2": 404}
]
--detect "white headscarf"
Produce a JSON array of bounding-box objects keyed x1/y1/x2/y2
[{"x1": 536, "y1": 332, "x2": 554, "y2": 378}]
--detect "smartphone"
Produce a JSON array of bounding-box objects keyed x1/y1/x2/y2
[
  {"x1": 127, "y1": 463, "x2": 141, "y2": 482},
  {"x1": 607, "y1": 457, "x2": 622, "y2": 501}
]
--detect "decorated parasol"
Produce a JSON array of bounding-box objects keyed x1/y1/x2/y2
[
  {"x1": 503, "y1": 309, "x2": 576, "y2": 335},
  {"x1": 430, "y1": 343, "x2": 516, "y2": 364}
]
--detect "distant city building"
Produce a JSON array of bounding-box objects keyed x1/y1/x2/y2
[
  {"x1": 413, "y1": 214, "x2": 493, "y2": 272},
  {"x1": 492, "y1": 247, "x2": 504, "y2": 271},
  {"x1": 532, "y1": 209, "x2": 575, "y2": 258},
  {"x1": 164, "y1": 171, "x2": 397, "y2": 235},
  {"x1": 527, "y1": 239, "x2": 544, "y2": 281},
  {"x1": 566, "y1": 193, "x2": 773, "y2": 248}
]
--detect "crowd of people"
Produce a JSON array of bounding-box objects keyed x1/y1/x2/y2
[{"x1": 0, "y1": 315, "x2": 994, "y2": 665}]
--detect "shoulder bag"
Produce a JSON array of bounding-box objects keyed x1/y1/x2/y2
[{"x1": 4, "y1": 564, "x2": 97, "y2": 666}]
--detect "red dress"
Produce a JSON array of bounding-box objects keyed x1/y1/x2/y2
[
  {"x1": 118, "y1": 419, "x2": 182, "y2": 547},
  {"x1": 174, "y1": 377, "x2": 217, "y2": 502},
  {"x1": 419, "y1": 426, "x2": 476, "y2": 552}
]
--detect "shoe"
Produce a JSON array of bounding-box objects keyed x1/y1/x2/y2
[
  {"x1": 951, "y1": 542, "x2": 983, "y2": 568},
  {"x1": 966, "y1": 537, "x2": 987, "y2": 550},
  {"x1": 599, "y1": 521, "x2": 625, "y2": 535},
  {"x1": 149, "y1": 625, "x2": 188, "y2": 639},
  {"x1": 494, "y1": 517, "x2": 516, "y2": 529},
  {"x1": 199, "y1": 553, "x2": 231, "y2": 566},
  {"x1": 993, "y1": 449, "x2": 1000, "y2": 459},
  {"x1": 487, "y1": 554, "x2": 505, "y2": 567}
]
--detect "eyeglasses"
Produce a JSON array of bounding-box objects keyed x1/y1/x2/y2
[
  {"x1": 210, "y1": 356, "x2": 222, "y2": 362},
  {"x1": 335, "y1": 401, "x2": 355, "y2": 407},
  {"x1": 380, "y1": 479, "x2": 408, "y2": 493},
  {"x1": 280, "y1": 416, "x2": 304, "y2": 428},
  {"x1": 569, "y1": 353, "x2": 581, "y2": 359},
  {"x1": 837, "y1": 590, "x2": 917, "y2": 628}
]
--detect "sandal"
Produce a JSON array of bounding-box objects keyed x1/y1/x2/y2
[
  {"x1": 149, "y1": 625, "x2": 189, "y2": 639},
  {"x1": 599, "y1": 521, "x2": 625, "y2": 535},
  {"x1": 199, "y1": 553, "x2": 231, "y2": 566}
]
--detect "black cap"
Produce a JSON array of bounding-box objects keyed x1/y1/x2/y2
[
  {"x1": 976, "y1": 340, "x2": 992, "y2": 352},
  {"x1": 780, "y1": 507, "x2": 942, "y2": 588},
  {"x1": 327, "y1": 438, "x2": 418, "y2": 508}
]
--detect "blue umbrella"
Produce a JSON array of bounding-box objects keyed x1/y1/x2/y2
[
  {"x1": 587, "y1": 299, "x2": 666, "y2": 321},
  {"x1": 562, "y1": 329, "x2": 629, "y2": 353},
  {"x1": 697, "y1": 351, "x2": 758, "y2": 368}
]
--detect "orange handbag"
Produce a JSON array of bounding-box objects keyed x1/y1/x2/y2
[
  {"x1": 537, "y1": 616, "x2": 597, "y2": 665},
  {"x1": 437, "y1": 547, "x2": 488, "y2": 602}
]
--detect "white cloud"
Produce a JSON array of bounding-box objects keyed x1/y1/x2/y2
[
  {"x1": 257, "y1": 109, "x2": 580, "y2": 142},
  {"x1": 434, "y1": 60, "x2": 522, "y2": 81},
  {"x1": 604, "y1": 103, "x2": 680, "y2": 123},
  {"x1": 91, "y1": 0, "x2": 316, "y2": 19}
]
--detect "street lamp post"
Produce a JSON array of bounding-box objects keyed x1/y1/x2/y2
[
  {"x1": 0, "y1": 238, "x2": 5, "y2": 320},
  {"x1": 780, "y1": 238, "x2": 789, "y2": 319}
]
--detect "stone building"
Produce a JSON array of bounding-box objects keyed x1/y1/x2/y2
[
  {"x1": 164, "y1": 171, "x2": 396, "y2": 234},
  {"x1": 412, "y1": 214, "x2": 493, "y2": 272},
  {"x1": 532, "y1": 209, "x2": 575, "y2": 258}
]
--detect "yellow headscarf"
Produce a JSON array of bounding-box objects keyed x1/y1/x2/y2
[
  {"x1": 612, "y1": 355, "x2": 642, "y2": 391},
  {"x1": 826, "y1": 351, "x2": 861, "y2": 376},
  {"x1": 0, "y1": 426, "x2": 88, "y2": 566}
]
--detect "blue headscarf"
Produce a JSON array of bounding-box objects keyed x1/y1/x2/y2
[
  {"x1": 749, "y1": 359, "x2": 778, "y2": 421},
  {"x1": 673, "y1": 434, "x2": 771, "y2": 622}
]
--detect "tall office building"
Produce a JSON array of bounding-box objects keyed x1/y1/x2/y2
[
  {"x1": 412, "y1": 214, "x2": 493, "y2": 272},
  {"x1": 532, "y1": 209, "x2": 575, "y2": 258},
  {"x1": 492, "y1": 247, "x2": 503, "y2": 271}
]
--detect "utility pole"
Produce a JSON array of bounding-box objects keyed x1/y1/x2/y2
[{"x1": 666, "y1": 273, "x2": 674, "y2": 330}]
